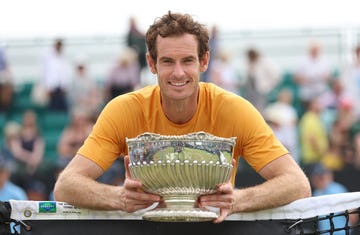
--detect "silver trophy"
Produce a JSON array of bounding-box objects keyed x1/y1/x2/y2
[{"x1": 126, "y1": 131, "x2": 236, "y2": 222}]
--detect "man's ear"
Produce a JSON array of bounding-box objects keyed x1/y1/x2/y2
[
  {"x1": 200, "y1": 51, "x2": 210, "y2": 73},
  {"x1": 146, "y1": 53, "x2": 157, "y2": 74}
]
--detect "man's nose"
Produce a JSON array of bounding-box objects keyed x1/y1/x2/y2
[{"x1": 173, "y1": 62, "x2": 186, "y2": 77}]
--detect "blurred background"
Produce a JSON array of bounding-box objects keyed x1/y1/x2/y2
[{"x1": 1, "y1": 0, "x2": 360, "y2": 202}]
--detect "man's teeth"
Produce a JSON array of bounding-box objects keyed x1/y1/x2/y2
[{"x1": 171, "y1": 81, "x2": 186, "y2": 86}]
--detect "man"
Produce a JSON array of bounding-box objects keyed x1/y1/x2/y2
[
  {"x1": 294, "y1": 40, "x2": 332, "y2": 112},
  {"x1": 54, "y1": 11, "x2": 311, "y2": 223},
  {"x1": 309, "y1": 163, "x2": 356, "y2": 234},
  {"x1": 41, "y1": 38, "x2": 71, "y2": 112}
]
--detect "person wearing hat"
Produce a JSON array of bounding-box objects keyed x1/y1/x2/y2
[{"x1": 309, "y1": 163, "x2": 357, "y2": 234}]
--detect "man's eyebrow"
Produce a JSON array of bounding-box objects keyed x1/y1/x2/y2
[
  {"x1": 183, "y1": 55, "x2": 197, "y2": 60},
  {"x1": 159, "y1": 56, "x2": 172, "y2": 60}
]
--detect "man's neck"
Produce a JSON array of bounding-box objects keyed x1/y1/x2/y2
[{"x1": 161, "y1": 95, "x2": 198, "y2": 125}]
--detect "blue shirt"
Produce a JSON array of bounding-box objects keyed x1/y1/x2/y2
[
  {"x1": 313, "y1": 182, "x2": 348, "y2": 235},
  {"x1": 0, "y1": 181, "x2": 27, "y2": 234},
  {"x1": 0, "y1": 181, "x2": 28, "y2": 201}
]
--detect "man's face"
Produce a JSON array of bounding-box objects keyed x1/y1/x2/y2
[{"x1": 147, "y1": 33, "x2": 209, "y2": 102}]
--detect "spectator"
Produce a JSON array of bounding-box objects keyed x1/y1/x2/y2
[
  {"x1": 68, "y1": 55, "x2": 103, "y2": 122},
  {"x1": 105, "y1": 47, "x2": 141, "y2": 101},
  {"x1": 0, "y1": 46, "x2": 13, "y2": 113},
  {"x1": 311, "y1": 162, "x2": 347, "y2": 196},
  {"x1": 201, "y1": 25, "x2": 220, "y2": 82},
  {"x1": 6, "y1": 110, "x2": 46, "y2": 200},
  {"x1": 0, "y1": 155, "x2": 28, "y2": 201},
  {"x1": 208, "y1": 50, "x2": 240, "y2": 95},
  {"x1": 294, "y1": 40, "x2": 332, "y2": 111},
  {"x1": 0, "y1": 155, "x2": 27, "y2": 235},
  {"x1": 126, "y1": 16, "x2": 147, "y2": 71},
  {"x1": 10, "y1": 110, "x2": 45, "y2": 176},
  {"x1": 309, "y1": 163, "x2": 356, "y2": 235},
  {"x1": 299, "y1": 97, "x2": 329, "y2": 171},
  {"x1": 242, "y1": 47, "x2": 281, "y2": 114},
  {"x1": 341, "y1": 45, "x2": 360, "y2": 118},
  {"x1": 325, "y1": 98, "x2": 357, "y2": 166},
  {"x1": 352, "y1": 124, "x2": 360, "y2": 169},
  {"x1": 264, "y1": 88, "x2": 299, "y2": 163},
  {"x1": 57, "y1": 108, "x2": 93, "y2": 168},
  {"x1": 0, "y1": 121, "x2": 22, "y2": 171},
  {"x1": 318, "y1": 79, "x2": 349, "y2": 135},
  {"x1": 41, "y1": 38, "x2": 71, "y2": 112}
]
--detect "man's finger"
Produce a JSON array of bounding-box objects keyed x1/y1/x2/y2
[
  {"x1": 124, "y1": 155, "x2": 132, "y2": 178},
  {"x1": 213, "y1": 209, "x2": 228, "y2": 224}
]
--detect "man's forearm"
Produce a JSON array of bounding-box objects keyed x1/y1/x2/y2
[
  {"x1": 233, "y1": 173, "x2": 310, "y2": 212},
  {"x1": 54, "y1": 171, "x2": 124, "y2": 211}
]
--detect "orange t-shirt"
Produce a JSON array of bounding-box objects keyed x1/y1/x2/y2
[{"x1": 78, "y1": 83, "x2": 288, "y2": 183}]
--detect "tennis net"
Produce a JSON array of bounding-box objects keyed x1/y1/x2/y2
[{"x1": 1, "y1": 192, "x2": 360, "y2": 235}]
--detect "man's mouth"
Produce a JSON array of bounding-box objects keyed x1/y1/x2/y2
[{"x1": 169, "y1": 81, "x2": 188, "y2": 87}]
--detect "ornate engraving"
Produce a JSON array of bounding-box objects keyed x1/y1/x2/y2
[{"x1": 126, "y1": 132, "x2": 236, "y2": 222}]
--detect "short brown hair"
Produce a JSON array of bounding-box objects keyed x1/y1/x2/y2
[{"x1": 145, "y1": 11, "x2": 209, "y2": 63}]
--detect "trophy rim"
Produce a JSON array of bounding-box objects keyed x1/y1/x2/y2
[{"x1": 126, "y1": 131, "x2": 237, "y2": 146}]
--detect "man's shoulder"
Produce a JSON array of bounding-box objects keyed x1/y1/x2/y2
[
  {"x1": 200, "y1": 82, "x2": 242, "y2": 99},
  {"x1": 111, "y1": 85, "x2": 158, "y2": 102},
  {"x1": 200, "y1": 82, "x2": 255, "y2": 115},
  {"x1": 104, "y1": 85, "x2": 159, "y2": 115}
]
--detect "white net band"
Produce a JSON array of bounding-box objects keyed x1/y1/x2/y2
[{"x1": 9, "y1": 192, "x2": 360, "y2": 221}]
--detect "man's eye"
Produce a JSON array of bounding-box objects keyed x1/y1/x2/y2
[
  {"x1": 163, "y1": 60, "x2": 173, "y2": 64},
  {"x1": 184, "y1": 59, "x2": 195, "y2": 64}
]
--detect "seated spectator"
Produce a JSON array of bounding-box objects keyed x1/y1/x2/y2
[
  {"x1": 11, "y1": 110, "x2": 45, "y2": 176},
  {"x1": 104, "y1": 47, "x2": 141, "y2": 102},
  {"x1": 57, "y1": 108, "x2": 93, "y2": 167},
  {"x1": 353, "y1": 129, "x2": 360, "y2": 169},
  {"x1": 0, "y1": 155, "x2": 28, "y2": 201},
  {"x1": 242, "y1": 47, "x2": 281, "y2": 114},
  {"x1": 309, "y1": 163, "x2": 358, "y2": 234},
  {"x1": 0, "y1": 154, "x2": 27, "y2": 234},
  {"x1": 208, "y1": 50, "x2": 240, "y2": 95},
  {"x1": 294, "y1": 40, "x2": 332, "y2": 111},
  {"x1": 68, "y1": 55, "x2": 104, "y2": 122},
  {"x1": 0, "y1": 46, "x2": 13, "y2": 113},
  {"x1": 340, "y1": 45, "x2": 360, "y2": 118},
  {"x1": 4, "y1": 110, "x2": 47, "y2": 200},
  {"x1": 264, "y1": 88, "x2": 299, "y2": 163},
  {"x1": 0, "y1": 121, "x2": 22, "y2": 171},
  {"x1": 299, "y1": 97, "x2": 329, "y2": 172}
]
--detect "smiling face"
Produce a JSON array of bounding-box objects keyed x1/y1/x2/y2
[{"x1": 147, "y1": 33, "x2": 209, "y2": 103}]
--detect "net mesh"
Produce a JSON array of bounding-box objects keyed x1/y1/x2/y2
[{"x1": 282, "y1": 209, "x2": 360, "y2": 234}]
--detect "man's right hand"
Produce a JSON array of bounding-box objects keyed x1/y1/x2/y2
[{"x1": 121, "y1": 155, "x2": 161, "y2": 212}]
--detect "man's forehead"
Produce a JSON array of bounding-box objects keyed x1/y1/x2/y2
[{"x1": 156, "y1": 35, "x2": 198, "y2": 57}]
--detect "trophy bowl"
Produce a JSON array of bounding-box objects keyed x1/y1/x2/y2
[{"x1": 126, "y1": 131, "x2": 236, "y2": 222}]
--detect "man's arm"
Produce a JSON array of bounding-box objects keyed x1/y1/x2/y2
[
  {"x1": 233, "y1": 154, "x2": 311, "y2": 212},
  {"x1": 53, "y1": 154, "x2": 160, "y2": 211},
  {"x1": 199, "y1": 154, "x2": 311, "y2": 223}
]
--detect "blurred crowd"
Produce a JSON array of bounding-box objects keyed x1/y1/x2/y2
[{"x1": 1, "y1": 17, "x2": 360, "y2": 203}]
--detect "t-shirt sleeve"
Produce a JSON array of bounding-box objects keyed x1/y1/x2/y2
[
  {"x1": 236, "y1": 100, "x2": 289, "y2": 172},
  {"x1": 77, "y1": 98, "x2": 128, "y2": 171}
]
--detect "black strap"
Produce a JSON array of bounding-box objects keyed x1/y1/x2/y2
[{"x1": 0, "y1": 201, "x2": 11, "y2": 223}]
